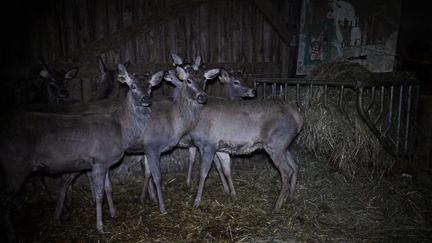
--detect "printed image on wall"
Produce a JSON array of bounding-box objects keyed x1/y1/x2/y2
[{"x1": 296, "y1": 0, "x2": 401, "y2": 75}]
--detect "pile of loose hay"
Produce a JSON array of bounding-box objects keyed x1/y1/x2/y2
[{"x1": 291, "y1": 61, "x2": 413, "y2": 177}]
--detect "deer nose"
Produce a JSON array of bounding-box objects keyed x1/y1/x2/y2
[
  {"x1": 250, "y1": 89, "x2": 256, "y2": 97},
  {"x1": 141, "y1": 97, "x2": 151, "y2": 106},
  {"x1": 58, "y1": 91, "x2": 68, "y2": 99},
  {"x1": 196, "y1": 94, "x2": 207, "y2": 104}
]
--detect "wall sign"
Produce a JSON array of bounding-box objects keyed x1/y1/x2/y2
[{"x1": 297, "y1": 0, "x2": 401, "y2": 75}]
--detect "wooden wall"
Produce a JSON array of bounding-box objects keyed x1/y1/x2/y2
[{"x1": 2, "y1": 0, "x2": 301, "y2": 103}]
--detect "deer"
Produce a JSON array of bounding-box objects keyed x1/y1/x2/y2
[
  {"x1": 140, "y1": 54, "x2": 256, "y2": 203},
  {"x1": 136, "y1": 66, "x2": 220, "y2": 214},
  {"x1": 21, "y1": 58, "x2": 130, "y2": 217},
  {"x1": 49, "y1": 63, "x2": 219, "y2": 220},
  {"x1": 0, "y1": 63, "x2": 164, "y2": 242},
  {"x1": 186, "y1": 98, "x2": 304, "y2": 213},
  {"x1": 37, "y1": 60, "x2": 79, "y2": 104},
  {"x1": 184, "y1": 69, "x2": 256, "y2": 193}
]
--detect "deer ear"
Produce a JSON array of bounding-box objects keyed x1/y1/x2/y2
[
  {"x1": 164, "y1": 70, "x2": 182, "y2": 87},
  {"x1": 193, "y1": 56, "x2": 202, "y2": 71},
  {"x1": 218, "y1": 69, "x2": 230, "y2": 83},
  {"x1": 171, "y1": 53, "x2": 183, "y2": 66},
  {"x1": 40, "y1": 70, "x2": 52, "y2": 79},
  {"x1": 98, "y1": 57, "x2": 107, "y2": 73},
  {"x1": 65, "y1": 67, "x2": 79, "y2": 79},
  {"x1": 204, "y1": 68, "x2": 220, "y2": 80},
  {"x1": 150, "y1": 71, "x2": 164, "y2": 87},
  {"x1": 176, "y1": 66, "x2": 188, "y2": 81},
  {"x1": 117, "y1": 63, "x2": 130, "y2": 84},
  {"x1": 123, "y1": 60, "x2": 130, "y2": 69}
]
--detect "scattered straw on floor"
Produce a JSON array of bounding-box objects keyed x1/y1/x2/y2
[{"x1": 11, "y1": 151, "x2": 432, "y2": 242}]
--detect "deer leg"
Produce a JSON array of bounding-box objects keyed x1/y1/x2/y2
[
  {"x1": 54, "y1": 172, "x2": 80, "y2": 220},
  {"x1": 146, "y1": 153, "x2": 167, "y2": 214},
  {"x1": 140, "y1": 155, "x2": 157, "y2": 204},
  {"x1": 104, "y1": 171, "x2": 117, "y2": 218},
  {"x1": 285, "y1": 150, "x2": 298, "y2": 201},
  {"x1": 147, "y1": 180, "x2": 158, "y2": 204},
  {"x1": 87, "y1": 171, "x2": 95, "y2": 202},
  {"x1": 186, "y1": 147, "x2": 197, "y2": 187},
  {"x1": 2, "y1": 194, "x2": 16, "y2": 242},
  {"x1": 213, "y1": 153, "x2": 230, "y2": 194},
  {"x1": 216, "y1": 152, "x2": 236, "y2": 198},
  {"x1": 40, "y1": 175, "x2": 55, "y2": 201},
  {"x1": 266, "y1": 149, "x2": 291, "y2": 213},
  {"x1": 2, "y1": 170, "x2": 28, "y2": 242},
  {"x1": 193, "y1": 146, "x2": 216, "y2": 207},
  {"x1": 92, "y1": 164, "x2": 108, "y2": 233}
]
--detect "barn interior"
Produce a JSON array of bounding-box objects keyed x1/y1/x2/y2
[{"x1": 1, "y1": 0, "x2": 432, "y2": 242}]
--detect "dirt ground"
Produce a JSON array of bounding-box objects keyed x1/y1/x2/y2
[{"x1": 8, "y1": 151, "x2": 432, "y2": 242}]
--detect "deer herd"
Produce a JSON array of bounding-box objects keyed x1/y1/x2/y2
[{"x1": 0, "y1": 54, "x2": 303, "y2": 242}]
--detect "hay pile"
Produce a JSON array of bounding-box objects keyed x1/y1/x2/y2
[{"x1": 291, "y1": 61, "x2": 404, "y2": 177}]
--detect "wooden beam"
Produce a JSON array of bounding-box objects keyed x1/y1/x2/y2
[
  {"x1": 56, "y1": 0, "x2": 213, "y2": 65},
  {"x1": 253, "y1": 0, "x2": 293, "y2": 45}
]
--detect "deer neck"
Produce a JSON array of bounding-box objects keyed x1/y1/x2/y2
[
  {"x1": 118, "y1": 91, "x2": 151, "y2": 149},
  {"x1": 170, "y1": 94, "x2": 202, "y2": 140}
]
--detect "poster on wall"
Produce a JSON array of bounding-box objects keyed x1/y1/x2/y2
[{"x1": 296, "y1": 0, "x2": 401, "y2": 75}]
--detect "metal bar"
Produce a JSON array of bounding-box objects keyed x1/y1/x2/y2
[
  {"x1": 284, "y1": 83, "x2": 288, "y2": 101},
  {"x1": 357, "y1": 87, "x2": 397, "y2": 157},
  {"x1": 373, "y1": 86, "x2": 385, "y2": 125},
  {"x1": 367, "y1": 86, "x2": 376, "y2": 112},
  {"x1": 404, "y1": 85, "x2": 412, "y2": 154},
  {"x1": 396, "y1": 86, "x2": 404, "y2": 154},
  {"x1": 263, "y1": 82, "x2": 266, "y2": 100},
  {"x1": 279, "y1": 85, "x2": 283, "y2": 100},
  {"x1": 272, "y1": 83, "x2": 276, "y2": 98},
  {"x1": 410, "y1": 85, "x2": 420, "y2": 155},
  {"x1": 252, "y1": 78, "x2": 420, "y2": 87},
  {"x1": 384, "y1": 86, "x2": 394, "y2": 135},
  {"x1": 296, "y1": 83, "x2": 300, "y2": 108}
]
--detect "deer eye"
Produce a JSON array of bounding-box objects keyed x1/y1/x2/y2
[
  {"x1": 233, "y1": 80, "x2": 240, "y2": 85},
  {"x1": 187, "y1": 79, "x2": 192, "y2": 84},
  {"x1": 131, "y1": 84, "x2": 136, "y2": 89}
]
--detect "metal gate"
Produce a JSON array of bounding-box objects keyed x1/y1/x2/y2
[{"x1": 252, "y1": 78, "x2": 420, "y2": 158}]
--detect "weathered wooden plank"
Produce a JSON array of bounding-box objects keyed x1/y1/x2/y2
[
  {"x1": 184, "y1": 13, "x2": 192, "y2": 61},
  {"x1": 116, "y1": 0, "x2": 124, "y2": 30},
  {"x1": 263, "y1": 21, "x2": 271, "y2": 63},
  {"x1": 76, "y1": 0, "x2": 91, "y2": 46},
  {"x1": 254, "y1": 7, "x2": 264, "y2": 63},
  {"x1": 63, "y1": 0, "x2": 76, "y2": 53},
  {"x1": 199, "y1": 5, "x2": 209, "y2": 63},
  {"x1": 190, "y1": 8, "x2": 199, "y2": 59},
  {"x1": 166, "y1": 19, "x2": 177, "y2": 59},
  {"x1": 232, "y1": 0, "x2": 241, "y2": 63},
  {"x1": 122, "y1": 0, "x2": 133, "y2": 27},
  {"x1": 55, "y1": 0, "x2": 67, "y2": 57},
  {"x1": 107, "y1": 0, "x2": 118, "y2": 34},
  {"x1": 253, "y1": 0, "x2": 293, "y2": 44},
  {"x1": 242, "y1": 3, "x2": 253, "y2": 63},
  {"x1": 217, "y1": 1, "x2": 225, "y2": 63},
  {"x1": 56, "y1": 0, "x2": 211, "y2": 65},
  {"x1": 208, "y1": 1, "x2": 218, "y2": 63},
  {"x1": 86, "y1": 0, "x2": 96, "y2": 42},
  {"x1": 176, "y1": 16, "x2": 187, "y2": 59},
  {"x1": 159, "y1": 25, "x2": 167, "y2": 63},
  {"x1": 93, "y1": 0, "x2": 106, "y2": 40}
]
